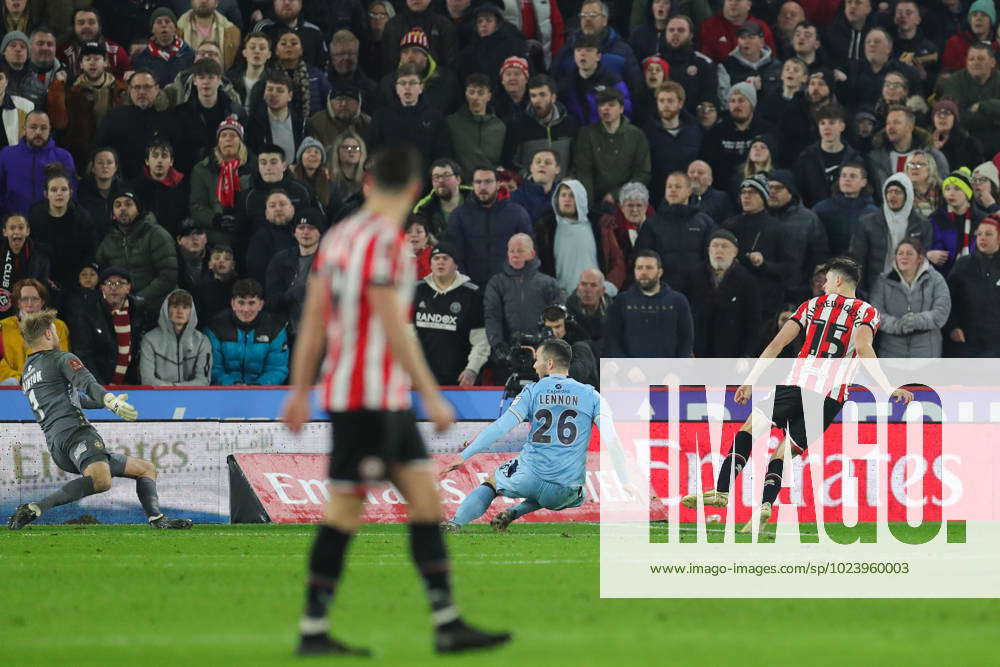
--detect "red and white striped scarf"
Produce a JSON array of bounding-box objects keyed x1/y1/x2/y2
[
  {"x1": 146, "y1": 36, "x2": 183, "y2": 61},
  {"x1": 950, "y1": 209, "x2": 974, "y2": 257},
  {"x1": 110, "y1": 301, "x2": 132, "y2": 384}
]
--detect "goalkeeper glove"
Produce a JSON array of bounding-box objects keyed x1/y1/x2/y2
[{"x1": 104, "y1": 393, "x2": 138, "y2": 421}]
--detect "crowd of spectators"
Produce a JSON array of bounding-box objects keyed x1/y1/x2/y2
[{"x1": 3, "y1": 0, "x2": 1000, "y2": 389}]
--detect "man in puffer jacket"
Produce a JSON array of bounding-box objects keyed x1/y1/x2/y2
[
  {"x1": 140, "y1": 288, "x2": 212, "y2": 385},
  {"x1": 95, "y1": 186, "x2": 178, "y2": 315},
  {"x1": 205, "y1": 278, "x2": 288, "y2": 385}
]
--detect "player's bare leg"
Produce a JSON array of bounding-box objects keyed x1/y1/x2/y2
[
  {"x1": 8, "y1": 460, "x2": 112, "y2": 530},
  {"x1": 298, "y1": 487, "x2": 372, "y2": 657},
  {"x1": 117, "y1": 457, "x2": 192, "y2": 529},
  {"x1": 682, "y1": 408, "x2": 771, "y2": 509},
  {"x1": 444, "y1": 472, "x2": 498, "y2": 532},
  {"x1": 391, "y1": 463, "x2": 511, "y2": 654},
  {"x1": 740, "y1": 437, "x2": 795, "y2": 534}
]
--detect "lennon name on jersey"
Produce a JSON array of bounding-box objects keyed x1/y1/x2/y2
[{"x1": 537, "y1": 392, "x2": 580, "y2": 407}]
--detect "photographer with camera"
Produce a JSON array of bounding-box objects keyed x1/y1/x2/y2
[
  {"x1": 484, "y1": 233, "x2": 562, "y2": 383},
  {"x1": 540, "y1": 304, "x2": 598, "y2": 387}
]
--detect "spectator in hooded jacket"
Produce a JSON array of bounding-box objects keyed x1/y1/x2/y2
[
  {"x1": 644, "y1": 81, "x2": 702, "y2": 204},
  {"x1": 0, "y1": 110, "x2": 76, "y2": 217},
  {"x1": 869, "y1": 239, "x2": 951, "y2": 358},
  {"x1": 814, "y1": 161, "x2": 879, "y2": 257},
  {"x1": 603, "y1": 248, "x2": 693, "y2": 359},
  {"x1": 635, "y1": 172, "x2": 715, "y2": 294},
  {"x1": 447, "y1": 165, "x2": 533, "y2": 288},
  {"x1": 573, "y1": 88, "x2": 650, "y2": 205},
  {"x1": 534, "y1": 179, "x2": 626, "y2": 293},
  {"x1": 206, "y1": 277, "x2": 288, "y2": 385},
  {"x1": 849, "y1": 171, "x2": 933, "y2": 294},
  {"x1": 140, "y1": 288, "x2": 212, "y2": 385}
]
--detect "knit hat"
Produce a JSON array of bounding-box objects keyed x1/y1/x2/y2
[
  {"x1": 109, "y1": 185, "x2": 140, "y2": 210},
  {"x1": 99, "y1": 265, "x2": 132, "y2": 284},
  {"x1": 933, "y1": 98, "x2": 960, "y2": 122},
  {"x1": 399, "y1": 27, "x2": 430, "y2": 56},
  {"x1": 217, "y1": 114, "x2": 244, "y2": 140},
  {"x1": 943, "y1": 166, "x2": 974, "y2": 200},
  {"x1": 1, "y1": 31, "x2": 28, "y2": 54},
  {"x1": 149, "y1": 7, "x2": 178, "y2": 29},
  {"x1": 808, "y1": 68, "x2": 835, "y2": 90},
  {"x1": 973, "y1": 161, "x2": 1000, "y2": 191},
  {"x1": 295, "y1": 207, "x2": 327, "y2": 233},
  {"x1": 968, "y1": 0, "x2": 996, "y2": 25},
  {"x1": 430, "y1": 241, "x2": 458, "y2": 260},
  {"x1": 595, "y1": 87, "x2": 624, "y2": 105},
  {"x1": 80, "y1": 41, "x2": 104, "y2": 58},
  {"x1": 296, "y1": 136, "x2": 327, "y2": 165},
  {"x1": 740, "y1": 173, "x2": 769, "y2": 201},
  {"x1": 708, "y1": 228, "x2": 739, "y2": 248},
  {"x1": 500, "y1": 56, "x2": 529, "y2": 78},
  {"x1": 329, "y1": 79, "x2": 361, "y2": 101},
  {"x1": 642, "y1": 56, "x2": 670, "y2": 77},
  {"x1": 767, "y1": 169, "x2": 798, "y2": 197},
  {"x1": 729, "y1": 81, "x2": 757, "y2": 108}
]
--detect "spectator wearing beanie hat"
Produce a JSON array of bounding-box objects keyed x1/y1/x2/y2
[
  {"x1": 681, "y1": 226, "x2": 762, "y2": 358},
  {"x1": 631, "y1": 55, "x2": 670, "y2": 127},
  {"x1": 382, "y1": 0, "x2": 460, "y2": 78},
  {"x1": 972, "y1": 161, "x2": 1000, "y2": 217},
  {"x1": 931, "y1": 98, "x2": 985, "y2": 172},
  {"x1": 941, "y1": 0, "x2": 998, "y2": 72},
  {"x1": 96, "y1": 185, "x2": 179, "y2": 316},
  {"x1": 493, "y1": 56, "x2": 532, "y2": 126},
  {"x1": 929, "y1": 166, "x2": 989, "y2": 276},
  {"x1": 133, "y1": 8, "x2": 195, "y2": 87},
  {"x1": 306, "y1": 81, "x2": 372, "y2": 148},
  {"x1": 189, "y1": 115, "x2": 253, "y2": 248},
  {"x1": 1, "y1": 31, "x2": 46, "y2": 106},
  {"x1": 377, "y1": 27, "x2": 462, "y2": 114},
  {"x1": 703, "y1": 81, "x2": 771, "y2": 191},
  {"x1": 722, "y1": 172, "x2": 791, "y2": 318},
  {"x1": 944, "y1": 214, "x2": 1000, "y2": 356}
]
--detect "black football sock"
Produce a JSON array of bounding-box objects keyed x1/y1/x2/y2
[
  {"x1": 301, "y1": 525, "x2": 352, "y2": 635},
  {"x1": 761, "y1": 458, "x2": 785, "y2": 506},
  {"x1": 36, "y1": 476, "x2": 99, "y2": 513},
  {"x1": 135, "y1": 477, "x2": 161, "y2": 518},
  {"x1": 716, "y1": 430, "x2": 753, "y2": 493},
  {"x1": 409, "y1": 522, "x2": 460, "y2": 630}
]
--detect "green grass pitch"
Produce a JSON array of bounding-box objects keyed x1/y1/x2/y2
[{"x1": 1, "y1": 523, "x2": 997, "y2": 665}]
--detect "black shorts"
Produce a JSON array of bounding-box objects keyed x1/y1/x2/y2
[
  {"x1": 769, "y1": 386, "x2": 844, "y2": 453},
  {"x1": 50, "y1": 426, "x2": 128, "y2": 476},
  {"x1": 328, "y1": 410, "x2": 430, "y2": 484}
]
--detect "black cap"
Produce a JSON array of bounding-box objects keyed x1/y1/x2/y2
[
  {"x1": 294, "y1": 207, "x2": 327, "y2": 232},
  {"x1": 738, "y1": 21, "x2": 764, "y2": 37},
  {"x1": 430, "y1": 241, "x2": 457, "y2": 260},
  {"x1": 80, "y1": 41, "x2": 104, "y2": 58},
  {"x1": 177, "y1": 217, "x2": 206, "y2": 236},
  {"x1": 98, "y1": 265, "x2": 132, "y2": 284},
  {"x1": 329, "y1": 79, "x2": 361, "y2": 100},
  {"x1": 595, "y1": 87, "x2": 624, "y2": 105}
]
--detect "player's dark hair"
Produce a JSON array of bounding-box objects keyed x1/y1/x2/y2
[
  {"x1": 635, "y1": 248, "x2": 662, "y2": 268},
  {"x1": 232, "y1": 278, "x2": 264, "y2": 300},
  {"x1": 370, "y1": 145, "x2": 422, "y2": 192},
  {"x1": 539, "y1": 338, "x2": 573, "y2": 369},
  {"x1": 18, "y1": 308, "x2": 58, "y2": 345},
  {"x1": 145, "y1": 138, "x2": 174, "y2": 159},
  {"x1": 825, "y1": 256, "x2": 862, "y2": 286}
]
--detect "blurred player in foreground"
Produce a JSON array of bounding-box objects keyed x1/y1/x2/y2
[
  {"x1": 440, "y1": 338, "x2": 630, "y2": 532},
  {"x1": 681, "y1": 257, "x2": 914, "y2": 533},
  {"x1": 7, "y1": 310, "x2": 192, "y2": 530},
  {"x1": 281, "y1": 145, "x2": 511, "y2": 657}
]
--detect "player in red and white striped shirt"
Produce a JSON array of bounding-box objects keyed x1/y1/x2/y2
[
  {"x1": 682, "y1": 257, "x2": 914, "y2": 533},
  {"x1": 281, "y1": 146, "x2": 510, "y2": 656}
]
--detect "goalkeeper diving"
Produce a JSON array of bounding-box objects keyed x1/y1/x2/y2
[
  {"x1": 7, "y1": 310, "x2": 193, "y2": 530},
  {"x1": 440, "y1": 338, "x2": 630, "y2": 531}
]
